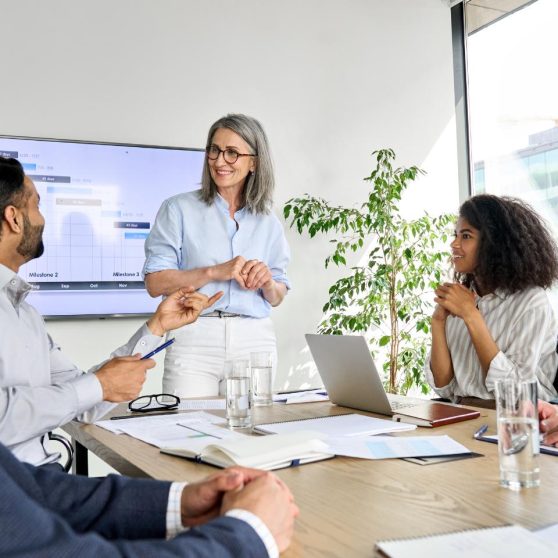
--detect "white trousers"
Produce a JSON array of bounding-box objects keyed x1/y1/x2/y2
[{"x1": 163, "y1": 316, "x2": 277, "y2": 397}]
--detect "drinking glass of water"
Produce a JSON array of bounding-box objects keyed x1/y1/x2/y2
[
  {"x1": 250, "y1": 351, "x2": 273, "y2": 406},
  {"x1": 225, "y1": 359, "x2": 253, "y2": 428},
  {"x1": 494, "y1": 378, "x2": 540, "y2": 490}
]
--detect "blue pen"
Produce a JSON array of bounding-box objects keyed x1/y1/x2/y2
[
  {"x1": 141, "y1": 338, "x2": 175, "y2": 360},
  {"x1": 473, "y1": 424, "x2": 488, "y2": 439}
]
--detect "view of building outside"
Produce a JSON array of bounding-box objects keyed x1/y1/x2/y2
[{"x1": 466, "y1": 0, "x2": 558, "y2": 229}]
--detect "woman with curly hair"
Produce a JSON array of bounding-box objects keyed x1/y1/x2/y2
[{"x1": 426, "y1": 194, "x2": 558, "y2": 402}]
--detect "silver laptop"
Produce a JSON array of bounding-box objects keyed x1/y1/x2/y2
[{"x1": 305, "y1": 333, "x2": 425, "y2": 416}]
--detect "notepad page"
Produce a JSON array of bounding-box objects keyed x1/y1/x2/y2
[
  {"x1": 376, "y1": 525, "x2": 558, "y2": 558},
  {"x1": 202, "y1": 431, "x2": 332, "y2": 468},
  {"x1": 535, "y1": 523, "x2": 558, "y2": 544},
  {"x1": 256, "y1": 413, "x2": 415, "y2": 437}
]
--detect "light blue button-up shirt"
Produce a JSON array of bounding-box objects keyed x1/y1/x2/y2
[{"x1": 143, "y1": 191, "x2": 291, "y2": 318}]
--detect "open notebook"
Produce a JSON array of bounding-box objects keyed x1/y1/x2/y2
[
  {"x1": 375, "y1": 525, "x2": 558, "y2": 557},
  {"x1": 161, "y1": 430, "x2": 335, "y2": 470}
]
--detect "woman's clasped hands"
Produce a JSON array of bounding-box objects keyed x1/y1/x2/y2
[
  {"x1": 433, "y1": 282, "x2": 477, "y2": 321},
  {"x1": 216, "y1": 256, "x2": 273, "y2": 291}
]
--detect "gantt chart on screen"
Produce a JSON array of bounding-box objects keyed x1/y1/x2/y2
[{"x1": 0, "y1": 138, "x2": 204, "y2": 316}]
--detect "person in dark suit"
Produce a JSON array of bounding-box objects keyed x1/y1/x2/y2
[{"x1": 0, "y1": 440, "x2": 298, "y2": 557}]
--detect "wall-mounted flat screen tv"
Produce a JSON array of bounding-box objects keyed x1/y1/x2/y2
[{"x1": 0, "y1": 135, "x2": 205, "y2": 318}]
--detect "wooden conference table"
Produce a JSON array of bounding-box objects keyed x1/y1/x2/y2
[{"x1": 64, "y1": 401, "x2": 558, "y2": 557}]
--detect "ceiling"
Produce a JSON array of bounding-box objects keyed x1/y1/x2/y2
[{"x1": 465, "y1": 0, "x2": 538, "y2": 34}]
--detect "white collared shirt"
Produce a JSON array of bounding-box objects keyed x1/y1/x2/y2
[
  {"x1": 0, "y1": 263, "x2": 163, "y2": 465},
  {"x1": 425, "y1": 287, "x2": 558, "y2": 401}
]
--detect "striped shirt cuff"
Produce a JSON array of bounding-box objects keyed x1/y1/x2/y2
[
  {"x1": 166, "y1": 481, "x2": 188, "y2": 538},
  {"x1": 225, "y1": 508, "x2": 278, "y2": 558}
]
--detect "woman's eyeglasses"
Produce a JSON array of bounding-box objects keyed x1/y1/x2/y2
[
  {"x1": 206, "y1": 145, "x2": 257, "y2": 165},
  {"x1": 128, "y1": 394, "x2": 180, "y2": 413}
]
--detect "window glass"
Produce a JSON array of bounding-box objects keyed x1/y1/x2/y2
[{"x1": 466, "y1": 0, "x2": 558, "y2": 232}]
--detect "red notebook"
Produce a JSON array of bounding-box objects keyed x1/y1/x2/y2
[{"x1": 392, "y1": 402, "x2": 480, "y2": 428}]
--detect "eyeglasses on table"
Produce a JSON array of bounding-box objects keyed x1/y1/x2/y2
[{"x1": 128, "y1": 393, "x2": 180, "y2": 413}]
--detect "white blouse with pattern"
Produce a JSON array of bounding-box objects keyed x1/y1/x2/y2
[{"x1": 425, "y1": 287, "x2": 558, "y2": 401}]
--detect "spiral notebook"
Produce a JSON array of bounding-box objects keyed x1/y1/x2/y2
[
  {"x1": 255, "y1": 413, "x2": 415, "y2": 437},
  {"x1": 374, "y1": 525, "x2": 558, "y2": 557}
]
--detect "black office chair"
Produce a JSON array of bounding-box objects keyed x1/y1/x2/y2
[{"x1": 47, "y1": 432, "x2": 74, "y2": 472}]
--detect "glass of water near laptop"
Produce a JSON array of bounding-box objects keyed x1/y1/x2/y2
[
  {"x1": 495, "y1": 377, "x2": 540, "y2": 490},
  {"x1": 225, "y1": 360, "x2": 253, "y2": 428},
  {"x1": 250, "y1": 351, "x2": 273, "y2": 407}
]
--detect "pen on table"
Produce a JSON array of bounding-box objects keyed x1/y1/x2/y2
[
  {"x1": 141, "y1": 338, "x2": 175, "y2": 360},
  {"x1": 473, "y1": 422, "x2": 547, "y2": 446},
  {"x1": 110, "y1": 410, "x2": 179, "y2": 420},
  {"x1": 177, "y1": 423, "x2": 223, "y2": 439},
  {"x1": 473, "y1": 424, "x2": 488, "y2": 439}
]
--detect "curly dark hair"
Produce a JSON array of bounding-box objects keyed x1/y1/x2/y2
[{"x1": 455, "y1": 194, "x2": 558, "y2": 293}]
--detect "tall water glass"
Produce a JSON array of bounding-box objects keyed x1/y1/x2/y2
[
  {"x1": 225, "y1": 360, "x2": 253, "y2": 428},
  {"x1": 495, "y1": 378, "x2": 540, "y2": 490},
  {"x1": 250, "y1": 351, "x2": 273, "y2": 406}
]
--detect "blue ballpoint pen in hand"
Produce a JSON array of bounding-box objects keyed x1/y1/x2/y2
[{"x1": 141, "y1": 338, "x2": 175, "y2": 360}]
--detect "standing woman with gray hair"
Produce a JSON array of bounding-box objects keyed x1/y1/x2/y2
[{"x1": 143, "y1": 114, "x2": 290, "y2": 397}]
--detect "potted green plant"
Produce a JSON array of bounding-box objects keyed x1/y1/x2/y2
[{"x1": 284, "y1": 149, "x2": 454, "y2": 394}]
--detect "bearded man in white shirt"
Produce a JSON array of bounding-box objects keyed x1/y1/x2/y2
[{"x1": 0, "y1": 156, "x2": 222, "y2": 465}]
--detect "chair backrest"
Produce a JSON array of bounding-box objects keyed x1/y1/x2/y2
[{"x1": 47, "y1": 432, "x2": 74, "y2": 472}]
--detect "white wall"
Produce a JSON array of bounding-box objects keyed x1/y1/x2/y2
[{"x1": 0, "y1": 0, "x2": 458, "y2": 395}]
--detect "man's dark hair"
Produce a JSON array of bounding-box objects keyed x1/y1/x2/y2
[
  {"x1": 0, "y1": 157, "x2": 27, "y2": 227},
  {"x1": 456, "y1": 194, "x2": 558, "y2": 293}
]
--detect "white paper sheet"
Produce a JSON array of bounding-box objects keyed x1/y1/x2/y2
[
  {"x1": 178, "y1": 399, "x2": 226, "y2": 410},
  {"x1": 326, "y1": 434, "x2": 471, "y2": 459},
  {"x1": 95, "y1": 411, "x2": 228, "y2": 448},
  {"x1": 128, "y1": 399, "x2": 226, "y2": 411},
  {"x1": 273, "y1": 390, "x2": 330, "y2": 404},
  {"x1": 535, "y1": 524, "x2": 558, "y2": 544},
  {"x1": 376, "y1": 525, "x2": 558, "y2": 558},
  {"x1": 175, "y1": 420, "x2": 239, "y2": 441},
  {"x1": 256, "y1": 413, "x2": 416, "y2": 437}
]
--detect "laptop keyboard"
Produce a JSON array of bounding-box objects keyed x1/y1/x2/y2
[
  {"x1": 390, "y1": 399, "x2": 416, "y2": 410},
  {"x1": 388, "y1": 395, "x2": 426, "y2": 410}
]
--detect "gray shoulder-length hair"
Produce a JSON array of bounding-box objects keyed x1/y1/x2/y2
[{"x1": 200, "y1": 114, "x2": 274, "y2": 214}]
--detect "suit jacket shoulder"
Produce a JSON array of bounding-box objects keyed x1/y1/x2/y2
[{"x1": 0, "y1": 443, "x2": 267, "y2": 557}]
